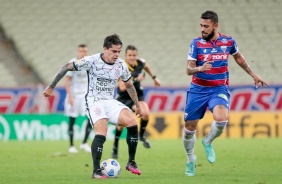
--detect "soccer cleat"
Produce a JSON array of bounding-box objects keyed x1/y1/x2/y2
[
  {"x1": 140, "y1": 137, "x2": 151, "y2": 148},
  {"x1": 112, "y1": 146, "x2": 118, "y2": 159},
  {"x1": 92, "y1": 169, "x2": 107, "y2": 179},
  {"x1": 126, "y1": 160, "x2": 141, "y2": 175},
  {"x1": 202, "y1": 138, "x2": 216, "y2": 163},
  {"x1": 68, "y1": 146, "x2": 78, "y2": 153},
  {"x1": 80, "y1": 143, "x2": 91, "y2": 153},
  {"x1": 185, "y1": 155, "x2": 197, "y2": 176}
]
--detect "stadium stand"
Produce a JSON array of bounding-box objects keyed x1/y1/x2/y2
[{"x1": 0, "y1": 0, "x2": 280, "y2": 87}]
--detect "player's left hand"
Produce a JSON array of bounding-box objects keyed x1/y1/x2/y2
[
  {"x1": 252, "y1": 74, "x2": 268, "y2": 88},
  {"x1": 135, "y1": 105, "x2": 143, "y2": 118},
  {"x1": 154, "y1": 78, "x2": 161, "y2": 87},
  {"x1": 43, "y1": 86, "x2": 54, "y2": 98}
]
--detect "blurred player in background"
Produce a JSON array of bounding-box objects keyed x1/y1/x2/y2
[
  {"x1": 43, "y1": 34, "x2": 143, "y2": 179},
  {"x1": 64, "y1": 44, "x2": 92, "y2": 153},
  {"x1": 183, "y1": 10, "x2": 268, "y2": 176},
  {"x1": 112, "y1": 45, "x2": 160, "y2": 159}
]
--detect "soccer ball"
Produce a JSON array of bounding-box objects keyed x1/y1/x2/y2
[{"x1": 100, "y1": 159, "x2": 121, "y2": 178}]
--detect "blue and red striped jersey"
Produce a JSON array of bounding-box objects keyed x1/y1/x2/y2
[{"x1": 187, "y1": 33, "x2": 238, "y2": 90}]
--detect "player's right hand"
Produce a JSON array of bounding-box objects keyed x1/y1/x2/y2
[
  {"x1": 135, "y1": 105, "x2": 143, "y2": 118},
  {"x1": 43, "y1": 86, "x2": 53, "y2": 98},
  {"x1": 68, "y1": 96, "x2": 74, "y2": 106},
  {"x1": 199, "y1": 60, "x2": 214, "y2": 72}
]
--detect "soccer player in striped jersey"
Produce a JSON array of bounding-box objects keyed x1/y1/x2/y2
[
  {"x1": 64, "y1": 44, "x2": 92, "y2": 153},
  {"x1": 43, "y1": 34, "x2": 143, "y2": 179},
  {"x1": 112, "y1": 45, "x2": 161, "y2": 159},
  {"x1": 183, "y1": 10, "x2": 268, "y2": 176}
]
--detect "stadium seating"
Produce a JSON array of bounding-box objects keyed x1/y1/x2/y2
[{"x1": 0, "y1": 0, "x2": 280, "y2": 86}]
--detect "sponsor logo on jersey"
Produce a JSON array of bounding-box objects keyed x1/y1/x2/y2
[
  {"x1": 211, "y1": 48, "x2": 217, "y2": 53},
  {"x1": 221, "y1": 38, "x2": 228, "y2": 44},
  {"x1": 189, "y1": 45, "x2": 194, "y2": 55}
]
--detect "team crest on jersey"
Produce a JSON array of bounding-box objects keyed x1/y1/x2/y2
[
  {"x1": 221, "y1": 46, "x2": 227, "y2": 53},
  {"x1": 221, "y1": 38, "x2": 228, "y2": 44},
  {"x1": 199, "y1": 39, "x2": 206, "y2": 44},
  {"x1": 218, "y1": 93, "x2": 228, "y2": 101}
]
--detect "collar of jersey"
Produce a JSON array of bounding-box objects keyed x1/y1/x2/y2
[
  {"x1": 125, "y1": 60, "x2": 138, "y2": 71},
  {"x1": 100, "y1": 53, "x2": 115, "y2": 65}
]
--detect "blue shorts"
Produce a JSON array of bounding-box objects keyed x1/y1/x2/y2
[{"x1": 184, "y1": 89, "x2": 230, "y2": 121}]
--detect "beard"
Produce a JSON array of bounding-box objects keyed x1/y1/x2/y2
[{"x1": 202, "y1": 29, "x2": 215, "y2": 41}]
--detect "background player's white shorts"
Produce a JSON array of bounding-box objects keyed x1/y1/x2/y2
[
  {"x1": 64, "y1": 94, "x2": 86, "y2": 117},
  {"x1": 86, "y1": 99, "x2": 130, "y2": 126}
]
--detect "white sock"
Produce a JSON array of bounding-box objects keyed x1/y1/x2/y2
[
  {"x1": 183, "y1": 128, "x2": 196, "y2": 162},
  {"x1": 205, "y1": 121, "x2": 227, "y2": 145}
]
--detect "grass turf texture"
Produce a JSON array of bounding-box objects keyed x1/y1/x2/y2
[{"x1": 0, "y1": 139, "x2": 281, "y2": 184}]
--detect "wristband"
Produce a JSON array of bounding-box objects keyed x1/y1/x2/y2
[{"x1": 152, "y1": 75, "x2": 157, "y2": 79}]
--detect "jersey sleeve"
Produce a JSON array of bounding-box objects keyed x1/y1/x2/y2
[
  {"x1": 120, "y1": 61, "x2": 132, "y2": 82},
  {"x1": 73, "y1": 56, "x2": 92, "y2": 71},
  {"x1": 230, "y1": 39, "x2": 239, "y2": 55},
  {"x1": 187, "y1": 39, "x2": 197, "y2": 61}
]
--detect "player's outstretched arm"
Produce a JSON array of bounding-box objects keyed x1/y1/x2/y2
[
  {"x1": 186, "y1": 60, "x2": 213, "y2": 75},
  {"x1": 233, "y1": 52, "x2": 268, "y2": 88},
  {"x1": 43, "y1": 62, "x2": 76, "y2": 97},
  {"x1": 124, "y1": 80, "x2": 143, "y2": 118},
  {"x1": 144, "y1": 63, "x2": 160, "y2": 87}
]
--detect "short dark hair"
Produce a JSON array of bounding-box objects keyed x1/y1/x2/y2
[
  {"x1": 201, "y1": 10, "x2": 218, "y2": 24},
  {"x1": 103, "y1": 34, "x2": 122, "y2": 49},
  {"x1": 78, "y1": 44, "x2": 87, "y2": 48},
  {"x1": 125, "y1": 45, "x2": 138, "y2": 53}
]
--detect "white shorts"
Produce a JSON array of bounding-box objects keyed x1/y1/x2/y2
[
  {"x1": 64, "y1": 94, "x2": 86, "y2": 117},
  {"x1": 86, "y1": 99, "x2": 130, "y2": 126}
]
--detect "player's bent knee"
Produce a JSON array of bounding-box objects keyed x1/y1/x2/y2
[
  {"x1": 95, "y1": 132, "x2": 107, "y2": 137},
  {"x1": 142, "y1": 113, "x2": 150, "y2": 121},
  {"x1": 185, "y1": 120, "x2": 199, "y2": 131}
]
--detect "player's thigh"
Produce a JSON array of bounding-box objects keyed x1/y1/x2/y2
[
  {"x1": 184, "y1": 91, "x2": 209, "y2": 122},
  {"x1": 105, "y1": 100, "x2": 135, "y2": 126},
  {"x1": 118, "y1": 108, "x2": 137, "y2": 127},
  {"x1": 93, "y1": 118, "x2": 108, "y2": 136},
  {"x1": 208, "y1": 91, "x2": 230, "y2": 121}
]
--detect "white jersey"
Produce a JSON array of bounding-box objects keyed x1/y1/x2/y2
[
  {"x1": 73, "y1": 53, "x2": 131, "y2": 106},
  {"x1": 66, "y1": 58, "x2": 88, "y2": 95}
]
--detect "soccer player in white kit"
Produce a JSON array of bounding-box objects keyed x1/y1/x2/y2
[
  {"x1": 43, "y1": 34, "x2": 143, "y2": 179},
  {"x1": 65, "y1": 44, "x2": 92, "y2": 153}
]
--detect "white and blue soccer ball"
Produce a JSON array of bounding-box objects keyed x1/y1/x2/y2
[{"x1": 100, "y1": 159, "x2": 121, "y2": 178}]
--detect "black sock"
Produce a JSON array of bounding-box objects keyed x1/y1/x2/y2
[
  {"x1": 91, "y1": 135, "x2": 106, "y2": 172},
  {"x1": 113, "y1": 127, "x2": 123, "y2": 149},
  {"x1": 68, "y1": 117, "x2": 76, "y2": 146},
  {"x1": 126, "y1": 125, "x2": 138, "y2": 162},
  {"x1": 82, "y1": 119, "x2": 92, "y2": 144},
  {"x1": 139, "y1": 119, "x2": 149, "y2": 138}
]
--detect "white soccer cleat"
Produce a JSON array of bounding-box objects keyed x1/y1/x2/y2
[
  {"x1": 80, "y1": 143, "x2": 91, "y2": 152},
  {"x1": 69, "y1": 146, "x2": 78, "y2": 153}
]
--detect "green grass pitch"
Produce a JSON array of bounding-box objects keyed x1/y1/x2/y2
[{"x1": 0, "y1": 138, "x2": 281, "y2": 184}]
